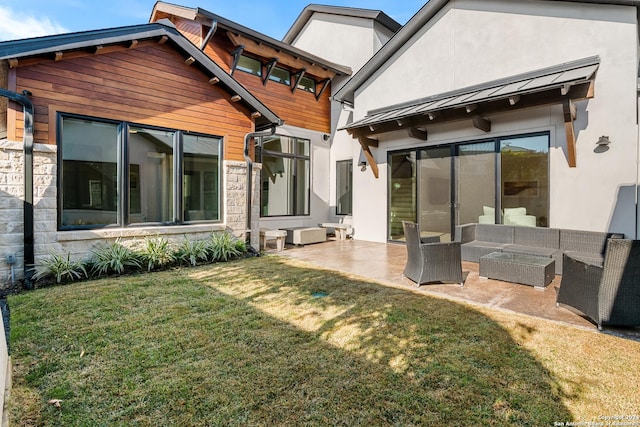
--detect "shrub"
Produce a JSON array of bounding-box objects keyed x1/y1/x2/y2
[
  {"x1": 91, "y1": 240, "x2": 141, "y2": 276},
  {"x1": 208, "y1": 232, "x2": 244, "y2": 262},
  {"x1": 139, "y1": 236, "x2": 176, "y2": 271},
  {"x1": 32, "y1": 252, "x2": 87, "y2": 284},
  {"x1": 176, "y1": 237, "x2": 210, "y2": 267}
]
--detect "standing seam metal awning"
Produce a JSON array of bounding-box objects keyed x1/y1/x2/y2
[{"x1": 341, "y1": 56, "x2": 599, "y2": 176}]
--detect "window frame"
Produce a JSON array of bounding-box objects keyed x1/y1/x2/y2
[
  {"x1": 257, "y1": 134, "x2": 311, "y2": 217},
  {"x1": 57, "y1": 113, "x2": 223, "y2": 231},
  {"x1": 335, "y1": 160, "x2": 353, "y2": 215},
  {"x1": 235, "y1": 54, "x2": 263, "y2": 77},
  {"x1": 297, "y1": 75, "x2": 316, "y2": 94},
  {"x1": 269, "y1": 65, "x2": 291, "y2": 86}
]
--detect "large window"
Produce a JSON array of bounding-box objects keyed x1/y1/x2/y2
[
  {"x1": 258, "y1": 135, "x2": 310, "y2": 217},
  {"x1": 336, "y1": 160, "x2": 352, "y2": 215},
  {"x1": 59, "y1": 115, "x2": 222, "y2": 230},
  {"x1": 389, "y1": 132, "x2": 549, "y2": 241}
]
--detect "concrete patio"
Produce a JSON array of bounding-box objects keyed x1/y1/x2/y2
[{"x1": 267, "y1": 238, "x2": 639, "y2": 337}]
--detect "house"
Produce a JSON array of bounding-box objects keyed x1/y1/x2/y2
[
  {"x1": 0, "y1": 19, "x2": 286, "y2": 286},
  {"x1": 0, "y1": 3, "x2": 397, "y2": 287},
  {"x1": 3, "y1": 0, "x2": 639, "y2": 289},
  {"x1": 323, "y1": 0, "x2": 640, "y2": 243},
  {"x1": 149, "y1": 2, "x2": 401, "y2": 229}
]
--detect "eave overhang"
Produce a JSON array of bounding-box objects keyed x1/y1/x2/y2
[
  {"x1": 0, "y1": 20, "x2": 283, "y2": 130},
  {"x1": 343, "y1": 56, "x2": 599, "y2": 171},
  {"x1": 151, "y1": 1, "x2": 352, "y2": 78}
]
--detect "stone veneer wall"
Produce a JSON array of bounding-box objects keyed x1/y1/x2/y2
[{"x1": 0, "y1": 142, "x2": 260, "y2": 287}]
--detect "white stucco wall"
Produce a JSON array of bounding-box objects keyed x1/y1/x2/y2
[
  {"x1": 289, "y1": 11, "x2": 399, "y2": 226},
  {"x1": 290, "y1": 13, "x2": 395, "y2": 78},
  {"x1": 348, "y1": 0, "x2": 639, "y2": 241}
]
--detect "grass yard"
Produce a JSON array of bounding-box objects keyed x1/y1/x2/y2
[{"x1": 8, "y1": 256, "x2": 640, "y2": 426}]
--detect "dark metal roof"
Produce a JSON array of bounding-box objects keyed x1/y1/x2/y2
[
  {"x1": 151, "y1": 1, "x2": 352, "y2": 77},
  {"x1": 334, "y1": 0, "x2": 640, "y2": 104},
  {"x1": 343, "y1": 56, "x2": 599, "y2": 131},
  {"x1": 0, "y1": 20, "x2": 282, "y2": 129},
  {"x1": 282, "y1": 4, "x2": 402, "y2": 44}
]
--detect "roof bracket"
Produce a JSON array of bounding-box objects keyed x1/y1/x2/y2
[
  {"x1": 408, "y1": 127, "x2": 427, "y2": 141},
  {"x1": 358, "y1": 137, "x2": 379, "y2": 179},
  {"x1": 230, "y1": 45, "x2": 245, "y2": 75},
  {"x1": 563, "y1": 99, "x2": 577, "y2": 167},
  {"x1": 472, "y1": 116, "x2": 491, "y2": 133},
  {"x1": 263, "y1": 58, "x2": 278, "y2": 85},
  {"x1": 291, "y1": 69, "x2": 306, "y2": 93},
  {"x1": 315, "y1": 78, "x2": 331, "y2": 100}
]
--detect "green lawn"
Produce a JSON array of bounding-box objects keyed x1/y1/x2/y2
[{"x1": 8, "y1": 256, "x2": 640, "y2": 426}]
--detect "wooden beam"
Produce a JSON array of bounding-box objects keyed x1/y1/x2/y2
[
  {"x1": 54, "y1": 51, "x2": 63, "y2": 61},
  {"x1": 472, "y1": 116, "x2": 491, "y2": 132},
  {"x1": 408, "y1": 127, "x2": 428, "y2": 141},
  {"x1": 129, "y1": 40, "x2": 139, "y2": 49},
  {"x1": 8, "y1": 58, "x2": 18, "y2": 68},
  {"x1": 508, "y1": 95, "x2": 520, "y2": 105},
  {"x1": 358, "y1": 137, "x2": 379, "y2": 179},
  {"x1": 225, "y1": 32, "x2": 337, "y2": 80},
  {"x1": 586, "y1": 80, "x2": 595, "y2": 99},
  {"x1": 563, "y1": 99, "x2": 577, "y2": 167},
  {"x1": 251, "y1": 111, "x2": 262, "y2": 119},
  {"x1": 158, "y1": 35, "x2": 168, "y2": 44},
  {"x1": 209, "y1": 76, "x2": 220, "y2": 85},
  {"x1": 184, "y1": 56, "x2": 196, "y2": 66},
  {"x1": 361, "y1": 137, "x2": 379, "y2": 147},
  {"x1": 230, "y1": 94, "x2": 242, "y2": 102},
  {"x1": 465, "y1": 104, "x2": 477, "y2": 113},
  {"x1": 94, "y1": 45, "x2": 104, "y2": 54},
  {"x1": 427, "y1": 111, "x2": 439, "y2": 121}
]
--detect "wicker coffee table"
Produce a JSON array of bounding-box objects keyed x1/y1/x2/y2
[{"x1": 479, "y1": 252, "x2": 555, "y2": 289}]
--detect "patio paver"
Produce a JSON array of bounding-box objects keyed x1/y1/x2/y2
[{"x1": 273, "y1": 238, "x2": 598, "y2": 329}]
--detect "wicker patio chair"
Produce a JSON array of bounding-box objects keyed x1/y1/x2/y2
[
  {"x1": 402, "y1": 221, "x2": 464, "y2": 287},
  {"x1": 557, "y1": 239, "x2": 640, "y2": 330}
]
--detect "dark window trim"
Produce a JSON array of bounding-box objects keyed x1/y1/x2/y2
[
  {"x1": 386, "y1": 131, "x2": 550, "y2": 242},
  {"x1": 336, "y1": 159, "x2": 353, "y2": 216},
  {"x1": 258, "y1": 135, "x2": 311, "y2": 218},
  {"x1": 57, "y1": 112, "x2": 224, "y2": 231}
]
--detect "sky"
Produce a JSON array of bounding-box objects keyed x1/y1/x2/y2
[{"x1": 0, "y1": 0, "x2": 427, "y2": 42}]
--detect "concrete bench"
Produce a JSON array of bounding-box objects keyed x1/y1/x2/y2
[{"x1": 259, "y1": 228, "x2": 287, "y2": 251}]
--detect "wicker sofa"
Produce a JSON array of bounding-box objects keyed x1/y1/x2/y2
[{"x1": 455, "y1": 223, "x2": 624, "y2": 274}]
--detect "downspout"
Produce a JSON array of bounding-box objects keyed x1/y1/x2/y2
[
  {"x1": 243, "y1": 127, "x2": 275, "y2": 249},
  {"x1": 0, "y1": 88, "x2": 34, "y2": 290}
]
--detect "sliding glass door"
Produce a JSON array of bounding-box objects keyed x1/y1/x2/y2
[
  {"x1": 418, "y1": 147, "x2": 452, "y2": 242},
  {"x1": 455, "y1": 141, "x2": 497, "y2": 226},
  {"x1": 389, "y1": 151, "x2": 416, "y2": 240},
  {"x1": 388, "y1": 132, "x2": 549, "y2": 241}
]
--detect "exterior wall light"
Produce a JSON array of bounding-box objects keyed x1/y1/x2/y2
[{"x1": 597, "y1": 135, "x2": 611, "y2": 146}]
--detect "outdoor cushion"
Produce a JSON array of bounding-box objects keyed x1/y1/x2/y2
[
  {"x1": 475, "y1": 224, "x2": 514, "y2": 243},
  {"x1": 512, "y1": 226, "x2": 559, "y2": 248},
  {"x1": 503, "y1": 244, "x2": 556, "y2": 257}
]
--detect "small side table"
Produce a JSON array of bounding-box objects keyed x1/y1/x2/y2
[
  {"x1": 259, "y1": 228, "x2": 287, "y2": 251},
  {"x1": 318, "y1": 223, "x2": 349, "y2": 240}
]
